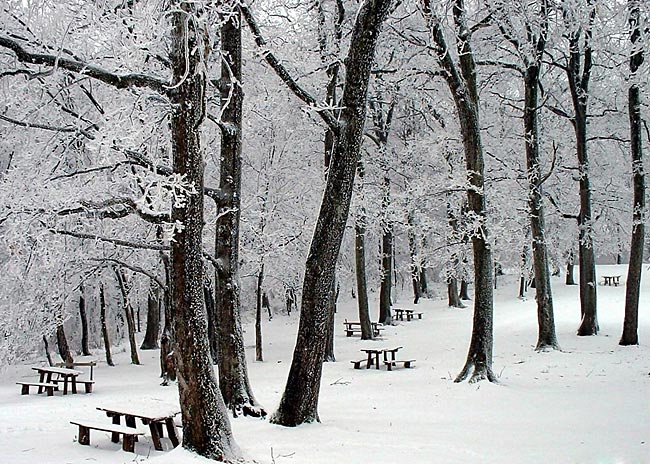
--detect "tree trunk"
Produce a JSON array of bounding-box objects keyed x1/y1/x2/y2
[
  {"x1": 115, "y1": 269, "x2": 140, "y2": 365},
  {"x1": 99, "y1": 283, "x2": 114, "y2": 367},
  {"x1": 355, "y1": 221, "x2": 373, "y2": 339},
  {"x1": 214, "y1": 9, "x2": 264, "y2": 419},
  {"x1": 459, "y1": 279, "x2": 470, "y2": 300},
  {"x1": 324, "y1": 280, "x2": 337, "y2": 363},
  {"x1": 379, "y1": 177, "x2": 393, "y2": 325},
  {"x1": 43, "y1": 335, "x2": 54, "y2": 366},
  {"x1": 168, "y1": 4, "x2": 240, "y2": 459},
  {"x1": 621, "y1": 0, "x2": 644, "y2": 346},
  {"x1": 566, "y1": 252, "x2": 577, "y2": 285},
  {"x1": 203, "y1": 278, "x2": 219, "y2": 364},
  {"x1": 141, "y1": 283, "x2": 161, "y2": 350},
  {"x1": 78, "y1": 284, "x2": 91, "y2": 356},
  {"x1": 524, "y1": 62, "x2": 559, "y2": 350},
  {"x1": 408, "y1": 216, "x2": 423, "y2": 305},
  {"x1": 256, "y1": 265, "x2": 264, "y2": 362},
  {"x1": 159, "y1": 252, "x2": 176, "y2": 383},
  {"x1": 56, "y1": 323, "x2": 74, "y2": 364},
  {"x1": 270, "y1": 0, "x2": 393, "y2": 427},
  {"x1": 518, "y1": 277, "x2": 527, "y2": 299},
  {"x1": 448, "y1": 277, "x2": 464, "y2": 308}
]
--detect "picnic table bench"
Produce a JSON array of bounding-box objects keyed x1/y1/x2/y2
[
  {"x1": 392, "y1": 308, "x2": 423, "y2": 321},
  {"x1": 343, "y1": 319, "x2": 384, "y2": 337},
  {"x1": 16, "y1": 381, "x2": 58, "y2": 396},
  {"x1": 96, "y1": 406, "x2": 180, "y2": 451},
  {"x1": 31, "y1": 366, "x2": 84, "y2": 395},
  {"x1": 70, "y1": 420, "x2": 144, "y2": 453},
  {"x1": 602, "y1": 275, "x2": 621, "y2": 286}
]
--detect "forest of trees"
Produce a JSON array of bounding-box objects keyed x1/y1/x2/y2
[{"x1": 0, "y1": 0, "x2": 647, "y2": 461}]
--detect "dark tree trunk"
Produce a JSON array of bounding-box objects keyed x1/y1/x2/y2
[
  {"x1": 99, "y1": 283, "x2": 114, "y2": 367},
  {"x1": 78, "y1": 284, "x2": 91, "y2": 356},
  {"x1": 518, "y1": 277, "x2": 528, "y2": 299},
  {"x1": 448, "y1": 277, "x2": 464, "y2": 308},
  {"x1": 115, "y1": 269, "x2": 140, "y2": 365},
  {"x1": 524, "y1": 58, "x2": 559, "y2": 350},
  {"x1": 256, "y1": 265, "x2": 264, "y2": 362},
  {"x1": 324, "y1": 280, "x2": 337, "y2": 363},
  {"x1": 141, "y1": 283, "x2": 161, "y2": 350},
  {"x1": 408, "y1": 215, "x2": 423, "y2": 305},
  {"x1": 159, "y1": 252, "x2": 176, "y2": 383},
  {"x1": 378, "y1": 210, "x2": 393, "y2": 324},
  {"x1": 168, "y1": 4, "x2": 240, "y2": 459},
  {"x1": 355, "y1": 222, "x2": 373, "y2": 339},
  {"x1": 214, "y1": 9, "x2": 264, "y2": 419},
  {"x1": 423, "y1": 0, "x2": 495, "y2": 383},
  {"x1": 621, "y1": 0, "x2": 644, "y2": 346},
  {"x1": 269, "y1": 0, "x2": 394, "y2": 427},
  {"x1": 420, "y1": 267, "x2": 429, "y2": 297},
  {"x1": 56, "y1": 323, "x2": 74, "y2": 364},
  {"x1": 43, "y1": 335, "x2": 54, "y2": 366},
  {"x1": 203, "y1": 278, "x2": 218, "y2": 363},
  {"x1": 564, "y1": 5, "x2": 598, "y2": 336},
  {"x1": 566, "y1": 252, "x2": 577, "y2": 285}
]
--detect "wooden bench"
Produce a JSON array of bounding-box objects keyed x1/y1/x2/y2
[
  {"x1": 70, "y1": 420, "x2": 145, "y2": 452},
  {"x1": 343, "y1": 320, "x2": 384, "y2": 337},
  {"x1": 350, "y1": 359, "x2": 369, "y2": 369},
  {"x1": 393, "y1": 308, "x2": 423, "y2": 321},
  {"x1": 17, "y1": 382, "x2": 58, "y2": 396},
  {"x1": 602, "y1": 275, "x2": 621, "y2": 286},
  {"x1": 383, "y1": 359, "x2": 416, "y2": 371},
  {"x1": 52, "y1": 378, "x2": 95, "y2": 393}
]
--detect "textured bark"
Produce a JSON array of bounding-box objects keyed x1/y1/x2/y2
[
  {"x1": 621, "y1": 0, "x2": 644, "y2": 346},
  {"x1": 270, "y1": 0, "x2": 394, "y2": 427},
  {"x1": 566, "y1": 253, "x2": 577, "y2": 285},
  {"x1": 459, "y1": 279, "x2": 471, "y2": 300},
  {"x1": 56, "y1": 323, "x2": 74, "y2": 364},
  {"x1": 141, "y1": 283, "x2": 161, "y2": 350},
  {"x1": 168, "y1": 3, "x2": 240, "y2": 460},
  {"x1": 408, "y1": 222, "x2": 423, "y2": 305},
  {"x1": 159, "y1": 251, "x2": 176, "y2": 383},
  {"x1": 43, "y1": 335, "x2": 54, "y2": 366},
  {"x1": 203, "y1": 279, "x2": 218, "y2": 363},
  {"x1": 115, "y1": 269, "x2": 140, "y2": 365},
  {"x1": 524, "y1": 62, "x2": 559, "y2": 351},
  {"x1": 448, "y1": 278, "x2": 463, "y2": 308},
  {"x1": 423, "y1": 0, "x2": 495, "y2": 383},
  {"x1": 378, "y1": 200, "x2": 394, "y2": 325},
  {"x1": 256, "y1": 265, "x2": 264, "y2": 362},
  {"x1": 78, "y1": 284, "x2": 91, "y2": 356},
  {"x1": 214, "y1": 9, "x2": 264, "y2": 419},
  {"x1": 324, "y1": 281, "x2": 337, "y2": 363},
  {"x1": 98, "y1": 283, "x2": 114, "y2": 367},
  {"x1": 355, "y1": 222, "x2": 373, "y2": 339}
]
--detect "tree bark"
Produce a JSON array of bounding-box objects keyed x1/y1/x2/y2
[
  {"x1": 621, "y1": 0, "x2": 644, "y2": 346},
  {"x1": 159, "y1": 252, "x2": 176, "y2": 383},
  {"x1": 141, "y1": 283, "x2": 161, "y2": 350},
  {"x1": 203, "y1": 278, "x2": 219, "y2": 364},
  {"x1": 270, "y1": 0, "x2": 394, "y2": 427},
  {"x1": 214, "y1": 8, "x2": 264, "y2": 419},
  {"x1": 168, "y1": 3, "x2": 240, "y2": 459},
  {"x1": 378, "y1": 191, "x2": 393, "y2": 325},
  {"x1": 43, "y1": 335, "x2": 54, "y2": 366},
  {"x1": 56, "y1": 323, "x2": 74, "y2": 364},
  {"x1": 99, "y1": 283, "x2": 114, "y2": 367},
  {"x1": 423, "y1": 0, "x2": 495, "y2": 383},
  {"x1": 566, "y1": 252, "x2": 577, "y2": 285},
  {"x1": 256, "y1": 265, "x2": 264, "y2": 362},
  {"x1": 355, "y1": 221, "x2": 373, "y2": 339},
  {"x1": 78, "y1": 284, "x2": 91, "y2": 356},
  {"x1": 459, "y1": 279, "x2": 471, "y2": 300},
  {"x1": 408, "y1": 215, "x2": 423, "y2": 305},
  {"x1": 324, "y1": 280, "x2": 337, "y2": 363},
  {"x1": 115, "y1": 269, "x2": 140, "y2": 365}
]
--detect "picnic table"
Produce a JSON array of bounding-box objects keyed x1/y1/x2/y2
[
  {"x1": 343, "y1": 319, "x2": 384, "y2": 337},
  {"x1": 356, "y1": 346, "x2": 403, "y2": 370},
  {"x1": 31, "y1": 366, "x2": 83, "y2": 395},
  {"x1": 96, "y1": 405, "x2": 180, "y2": 451},
  {"x1": 55, "y1": 360, "x2": 97, "y2": 381},
  {"x1": 393, "y1": 308, "x2": 423, "y2": 321},
  {"x1": 602, "y1": 275, "x2": 621, "y2": 286}
]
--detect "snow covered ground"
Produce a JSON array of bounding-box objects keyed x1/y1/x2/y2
[{"x1": 1, "y1": 264, "x2": 649, "y2": 464}]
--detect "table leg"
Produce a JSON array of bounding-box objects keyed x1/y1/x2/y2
[
  {"x1": 149, "y1": 423, "x2": 163, "y2": 451},
  {"x1": 374, "y1": 353, "x2": 380, "y2": 369},
  {"x1": 111, "y1": 415, "x2": 121, "y2": 443},
  {"x1": 38, "y1": 372, "x2": 45, "y2": 393},
  {"x1": 165, "y1": 418, "x2": 180, "y2": 447},
  {"x1": 63, "y1": 377, "x2": 68, "y2": 395},
  {"x1": 71, "y1": 377, "x2": 77, "y2": 394},
  {"x1": 365, "y1": 352, "x2": 373, "y2": 369}
]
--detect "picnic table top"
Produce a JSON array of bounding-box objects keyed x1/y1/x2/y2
[
  {"x1": 361, "y1": 346, "x2": 403, "y2": 354},
  {"x1": 55, "y1": 360, "x2": 97, "y2": 367},
  {"x1": 32, "y1": 366, "x2": 83, "y2": 375},
  {"x1": 97, "y1": 402, "x2": 180, "y2": 421}
]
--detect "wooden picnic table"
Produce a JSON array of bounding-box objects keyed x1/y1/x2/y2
[
  {"x1": 602, "y1": 275, "x2": 621, "y2": 286},
  {"x1": 392, "y1": 308, "x2": 423, "y2": 321},
  {"x1": 96, "y1": 406, "x2": 180, "y2": 451},
  {"x1": 32, "y1": 366, "x2": 83, "y2": 395},
  {"x1": 343, "y1": 319, "x2": 384, "y2": 337},
  {"x1": 55, "y1": 360, "x2": 97, "y2": 380},
  {"x1": 359, "y1": 346, "x2": 403, "y2": 370}
]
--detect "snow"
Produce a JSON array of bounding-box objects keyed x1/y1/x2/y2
[{"x1": 1, "y1": 264, "x2": 649, "y2": 464}]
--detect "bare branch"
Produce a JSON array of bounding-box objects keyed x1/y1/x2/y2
[
  {"x1": 87, "y1": 257, "x2": 165, "y2": 289},
  {"x1": 0, "y1": 113, "x2": 95, "y2": 139},
  {"x1": 52, "y1": 229, "x2": 169, "y2": 251}
]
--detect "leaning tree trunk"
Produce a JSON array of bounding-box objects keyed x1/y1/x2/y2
[
  {"x1": 214, "y1": 9, "x2": 264, "y2": 418},
  {"x1": 98, "y1": 283, "x2": 114, "y2": 367},
  {"x1": 115, "y1": 269, "x2": 140, "y2": 365},
  {"x1": 78, "y1": 284, "x2": 91, "y2": 356},
  {"x1": 56, "y1": 323, "x2": 74, "y2": 364},
  {"x1": 524, "y1": 63, "x2": 559, "y2": 350},
  {"x1": 270, "y1": 0, "x2": 394, "y2": 427},
  {"x1": 141, "y1": 283, "x2": 161, "y2": 350},
  {"x1": 168, "y1": 4, "x2": 240, "y2": 460},
  {"x1": 621, "y1": 0, "x2": 644, "y2": 346}
]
